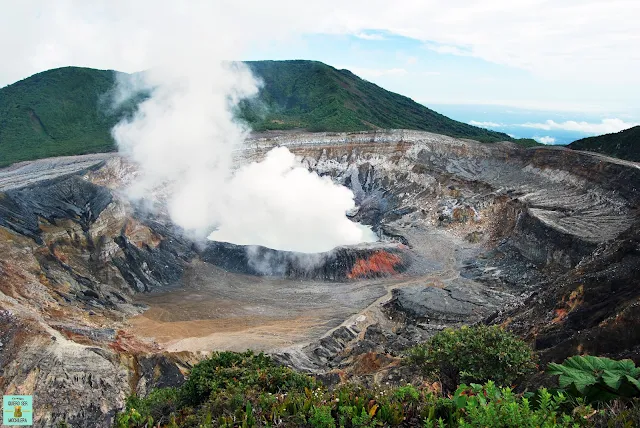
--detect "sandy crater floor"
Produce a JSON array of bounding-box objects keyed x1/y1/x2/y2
[{"x1": 128, "y1": 227, "x2": 477, "y2": 353}]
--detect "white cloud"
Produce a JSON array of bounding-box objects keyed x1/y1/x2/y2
[
  {"x1": 405, "y1": 56, "x2": 418, "y2": 65},
  {"x1": 331, "y1": 1, "x2": 640, "y2": 85},
  {"x1": 2, "y1": 1, "x2": 639, "y2": 89},
  {"x1": 354, "y1": 32, "x2": 385, "y2": 40},
  {"x1": 534, "y1": 136, "x2": 556, "y2": 145},
  {"x1": 27, "y1": 0, "x2": 379, "y2": 252},
  {"x1": 519, "y1": 118, "x2": 638, "y2": 135},
  {"x1": 207, "y1": 147, "x2": 376, "y2": 252},
  {"x1": 424, "y1": 43, "x2": 473, "y2": 57},
  {"x1": 417, "y1": 98, "x2": 620, "y2": 113},
  {"x1": 469, "y1": 120, "x2": 503, "y2": 128}
]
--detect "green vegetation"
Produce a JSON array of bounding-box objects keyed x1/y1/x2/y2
[
  {"x1": 115, "y1": 352, "x2": 581, "y2": 427},
  {"x1": 1, "y1": 61, "x2": 536, "y2": 168},
  {"x1": 406, "y1": 325, "x2": 537, "y2": 393},
  {"x1": 569, "y1": 126, "x2": 640, "y2": 162},
  {"x1": 452, "y1": 382, "x2": 577, "y2": 428},
  {"x1": 239, "y1": 60, "x2": 517, "y2": 144},
  {"x1": 0, "y1": 67, "x2": 138, "y2": 167},
  {"x1": 113, "y1": 327, "x2": 640, "y2": 427},
  {"x1": 547, "y1": 356, "x2": 640, "y2": 403},
  {"x1": 180, "y1": 351, "x2": 317, "y2": 407}
]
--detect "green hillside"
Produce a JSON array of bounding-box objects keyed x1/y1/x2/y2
[
  {"x1": 569, "y1": 126, "x2": 640, "y2": 162},
  {"x1": 239, "y1": 60, "x2": 517, "y2": 143},
  {"x1": 0, "y1": 67, "x2": 136, "y2": 167},
  {"x1": 0, "y1": 61, "x2": 528, "y2": 167}
]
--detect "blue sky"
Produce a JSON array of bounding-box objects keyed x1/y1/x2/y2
[{"x1": 245, "y1": 32, "x2": 639, "y2": 145}]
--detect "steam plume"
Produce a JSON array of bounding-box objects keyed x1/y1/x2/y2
[
  {"x1": 208, "y1": 147, "x2": 376, "y2": 252},
  {"x1": 109, "y1": 15, "x2": 375, "y2": 252}
]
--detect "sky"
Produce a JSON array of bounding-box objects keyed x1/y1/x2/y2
[{"x1": 1, "y1": 0, "x2": 639, "y2": 144}]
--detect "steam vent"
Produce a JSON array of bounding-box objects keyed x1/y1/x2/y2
[{"x1": 1, "y1": 130, "x2": 640, "y2": 426}]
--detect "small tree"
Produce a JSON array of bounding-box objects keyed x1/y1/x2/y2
[{"x1": 406, "y1": 325, "x2": 537, "y2": 393}]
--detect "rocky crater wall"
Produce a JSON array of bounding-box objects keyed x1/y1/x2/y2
[
  {"x1": 245, "y1": 130, "x2": 637, "y2": 270},
  {"x1": 1, "y1": 130, "x2": 639, "y2": 426}
]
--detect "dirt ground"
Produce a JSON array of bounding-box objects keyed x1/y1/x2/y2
[{"x1": 128, "y1": 227, "x2": 480, "y2": 352}]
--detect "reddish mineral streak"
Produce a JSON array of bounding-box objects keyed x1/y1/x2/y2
[{"x1": 347, "y1": 251, "x2": 402, "y2": 279}]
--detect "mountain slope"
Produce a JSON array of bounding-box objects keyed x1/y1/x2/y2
[
  {"x1": 240, "y1": 60, "x2": 517, "y2": 143},
  {"x1": 0, "y1": 61, "x2": 527, "y2": 167},
  {"x1": 569, "y1": 126, "x2": 640, "y2": 162},
  {"x1": 0, "y1": 67, "x2": 136, "y2": 167}
]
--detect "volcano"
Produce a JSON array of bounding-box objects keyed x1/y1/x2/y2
[{"x1": 1, "y1": 130, "x2": 639, "y2": 426}]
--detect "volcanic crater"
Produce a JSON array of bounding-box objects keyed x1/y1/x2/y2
[{"x1": 1, "y1": 129, "x2": 639, "y2": 426}]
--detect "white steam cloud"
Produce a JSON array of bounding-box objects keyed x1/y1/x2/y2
[
  {"x1": 207, "y1": 147, "x2": 376, "y2": 252},
  {"x1": 111, "y1": 46, "x2": 375, "y2": 253}
]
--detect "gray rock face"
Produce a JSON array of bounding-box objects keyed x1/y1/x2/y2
[
  {"x1": 0, "y1": 175, "x2": 113, "y2": 242},
  {"x1": 388, "y1": 279, "x2": 508, "y2": 324},
  {"x1": 0, "y1": 310, "x2": 187, "y2": 427},
  {"x1": 113, "y1": 233, "x2": 188, "y2": 292},
  {"x1": 0, "y1": 156, "x2": 193, "y2": 426},
  {"x1": 0, "y1": 153, "x2": 111, "y2": 191}
]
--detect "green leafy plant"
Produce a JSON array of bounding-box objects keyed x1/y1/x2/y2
[
  {"x1": 547, "y1": 355, "x2": 640, "y2": 403},
  {"x1": 115, "y1": 406, "x2": 154, "y2": 428},
  {"x1": 309, "y1": 405, "x2": 335, "y2": 428},
  {"x1": 452, "y1": 382, "x2": 576, "y2": 428},
  {"x1": 406, "y1": 325, "x2": 537, "y2": 393},
  {"x1": 394, "y1": 385, "x2": 420, "y2": 402}
]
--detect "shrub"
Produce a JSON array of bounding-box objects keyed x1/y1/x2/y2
[
  {"x1": 449, "y1": 382, "x2": 576, "y2": 428},
  {"x1": 117, "y1": 350, "x2": 593, "y2": 427},
  {"x1": 309, "y1": 405, "x2": 336, "y2": 428},
  {"x1": 406, "y1": 325, "x2": 537, "y2": 393},
  {"x1": 587, "y1": 398, "x2": 640, "y2": 426},
  {"x1": 547, "y1": 355, "x2": 640, "y2": 404},
  {"x1": 180, "y1": 350, "x2": 317, "y2": 406},
  {"x1": 122, "y1": 388, "x2": 180, "y2": 426}
]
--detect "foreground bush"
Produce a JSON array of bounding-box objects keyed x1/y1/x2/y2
[
  {"x1": 116, "y1": 349, "x2": 587, "y2": 427},
  {"x1": 180, "y1": 351, "x2": 317, "y2": 406},
  {"x1": 406, "y1": 325, "x2": 537, "y2": 393},
  {"x1": 117, "y1": 379, "x2": 585, "y2": 427},
  {"x1": 450, "y1": 382, "x2": 578, "y2": 428},
  {"x1": 115, "y1": 332, "x2": 640, "y2": 427}
]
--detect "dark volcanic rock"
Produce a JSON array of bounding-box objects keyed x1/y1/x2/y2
[
  {"x1": 136, "y1": 354, "x2": 187, "y2": 395},
  {"x1": 386, "y1": 278, "x2": 510, "y2": 324},
  {"x1": 491, "y1": 220, "x2": 640, "y2": 365},
  {"x1": 113, "y1": 235, "x2": 187, "y2": 292},
  {"x1": 510, "y1": 210, "x2": 599, "y2": 269},
  {"x1": 0, "y1": 175, "x2": 112, "y2": 242},
  {"x1": 200, "y1": 241, "x2": 410, "y2": 281}
]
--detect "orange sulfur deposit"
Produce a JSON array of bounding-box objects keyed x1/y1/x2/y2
[{"x1": 347, "y1": 251, "x2": 403, "y2": 279}]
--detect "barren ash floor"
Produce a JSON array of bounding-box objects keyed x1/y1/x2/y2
[{"x1": 127, "y1": 226, "x2": 480, "y2": 353}]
